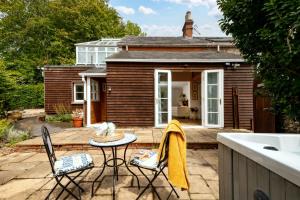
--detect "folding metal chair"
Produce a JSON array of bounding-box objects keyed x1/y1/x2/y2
[
  {"x1": 130, "y1": 135, "x2": 180, "y2": 200},
  {"x1": 41, "y1": 125, "x2": 94, "y2": 200}
]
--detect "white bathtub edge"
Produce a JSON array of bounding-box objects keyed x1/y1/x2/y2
[{"x1": 217, "y1": 133, "x2": 300, "y2": 187}]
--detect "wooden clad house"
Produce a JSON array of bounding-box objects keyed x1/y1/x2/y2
[{"x1": 44, "y1": 11, "x2": 254, "y2": 129}]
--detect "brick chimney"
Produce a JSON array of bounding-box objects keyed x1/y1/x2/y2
[{"x1": 182, "y1": 11, "x2": 193, "y2": 38}]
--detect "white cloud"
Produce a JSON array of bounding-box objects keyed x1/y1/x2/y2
[
  {"x1": 166, "y1": 0, "x2": 216, "y2": 7},
  {"x1": 208, "y1": 6, "x2": 221, "y2": 17},
  {"x1": 138, "y1": 6, "x2": 157, "y2": 15},
  {"x1": 141, "y1": 24, "x2": 181, "y2": 36},
  {"x1": 141, "y1": 23, "x2": 225, "y2": 36},
  {"x1": 166, "y1": 0, "x2": 222, "y2": 18},
  {"x1": 115, "y1": 6, "x2": 135, "y2": 15}
]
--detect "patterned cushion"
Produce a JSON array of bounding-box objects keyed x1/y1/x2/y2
[
  {"x1": 54, "y1": 153, "x2": 93, "y2": 176},
  {"x1": 130, "y1": 150, "x2": 158, "y2": 170}
]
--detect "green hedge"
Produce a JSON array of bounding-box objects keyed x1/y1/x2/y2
[{"x1": 7, "y1": 83, "x2": 44, "y2": 110}]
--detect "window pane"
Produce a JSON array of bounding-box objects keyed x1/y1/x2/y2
[
  {"x1": 87, "y1": 52, "x2": 96, "y2": 64},
  {"x1": 78, "y1": 52, "x2": 86, "y2": 64},
  {"x1": 158, "y1": 73, "x2": 168, "y2": 83},
  {"x1": 76, "y1": 93, "x2": 84, "y2": 100},
  {"x1": 98, "y1": 47, "x2": 105, "y2": 51},
  {"x1": 78, "y1": 47, "x2": 85, "y2": 51},
  {"x1": 76, "y1": 85, "x2": 83, "y2": 93},
  {"x1": 158, "y1": 86, "x2": 168, "y2": 98},
  {"x1": 97, "y1": 52, "x2": 106, "y2": 64},
  {"x1": 88, "y1": 47, "x2": 95, "y2": 51},
  {"x1": 208, "y1": 113, "x2": 218, "y2": 125},
  {"x1": 159, "y1": 113, "x2": 168, "y2": 124},
  {"x1": 159, "y1": 99, "x2": 168, "y2": 112},
  {"x1": 207, "y1": 72, "x2": 218, "y2": 84},
  {"x1": 107, "y1": 47, "x2": 116, "y2": 52},
  {"x1": 208, "y1": 99, "x2": 218, "y2": 112},
  {"x1": 207, "y1": 85, "x2": 218, "y2": 98}
]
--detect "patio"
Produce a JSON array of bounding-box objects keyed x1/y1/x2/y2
[{"x1": 0, "y1": 148, "x2": 219, "y2": 200}]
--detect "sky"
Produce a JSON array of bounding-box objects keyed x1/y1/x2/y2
[{"x1": 109, "y1": 0, "x2": 226, "y2": 37}]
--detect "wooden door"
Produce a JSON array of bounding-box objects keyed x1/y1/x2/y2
[{"x1": 254, "y1": 96, "x2": 275, "y2": 133}]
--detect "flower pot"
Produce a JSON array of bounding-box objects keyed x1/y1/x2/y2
[{"x1": 73, "y1": 118, "x2": 83, "y2": 128}]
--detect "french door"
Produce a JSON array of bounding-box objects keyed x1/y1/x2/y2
[
  {"x1": 202, "y1": 69, "x2": 224, "y2": 128},
  {"x1": 155, "y1": 70, "x2": 172, "y2": 127}
]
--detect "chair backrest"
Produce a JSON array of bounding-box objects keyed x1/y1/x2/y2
[
  {"x1": 41, "y1": 125, "x2": 56, "y2": 174},
  {"x1": 157, "y1": 134, "x2": 170, "y2": 167},
  {"x1": 157, "y1": 121, "x2": 184, "y2": 168}
]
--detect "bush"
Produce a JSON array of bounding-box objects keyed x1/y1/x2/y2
[
  {"x1": 7, "y1": 83, "x2": 44, "y2": 110},
  {"x1": 6, "y1": 126, "x2": 30, "y2": 146},
  {"x1": 46, "y1": 114, "x2": 72, "y2": 122},
  {"x1": 0, "y1": 119, "x2": 12, "y2": 141}
]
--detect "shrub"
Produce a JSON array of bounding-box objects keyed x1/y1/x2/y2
[
  {"x1": 46, "y1": 114, "x2": 72, "y2": 122},
  {"x1": 0, "y1": 119, "x2": 12, "y2": 141},
  {"x1": 7, "y1": 83, "x2": 44, "y2": 110},
  {"x1": 6, "y1": 126, "x2": 30, "y2": 146}
]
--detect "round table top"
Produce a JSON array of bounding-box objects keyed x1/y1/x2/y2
[{"x1": 89, "y1": 133, "x2": 137, "y2": 147}]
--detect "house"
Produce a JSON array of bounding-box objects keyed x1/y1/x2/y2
[{"x1": 44, "y1": 11, "x2": 254, "y2": 129}]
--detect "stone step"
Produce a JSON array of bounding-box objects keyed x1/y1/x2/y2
[{"x1": 15, "y1": 142, "x2": 218, "y2": 152}]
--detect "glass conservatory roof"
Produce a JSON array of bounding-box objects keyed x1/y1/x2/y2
[{"x1": 75, "y1": 38, "x2": 121, "y2": 47}]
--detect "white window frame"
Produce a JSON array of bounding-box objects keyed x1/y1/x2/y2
[
  {"x1": 76, "y1": 46, "x2": 118, "y2": 65},
  {"x1": 201, "y1": 69, "x2": 224, "y2": 128},
  {"x1": 154, "y1": 69, "x2": 172, "y2": 128},
  {"x1": 91, "y1": 79, "x2": 99, "y2": 102},
  {"x1": 73, "y1": 83, "x2": 84, "y2": 104}
]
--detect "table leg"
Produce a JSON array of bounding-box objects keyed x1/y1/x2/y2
[
  {"x1": 124, "y1": 144, "x2": 140, "y2": 189},
  {"x1": 111, "y1": 147, "x2": 116, "y2": 200},
  {"x1": 91, "y1": 147, "x2": 106, "y2": 197}
]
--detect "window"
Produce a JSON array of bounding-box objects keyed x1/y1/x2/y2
[
  {"x1": 74, "y1": 83, "x2": 84, "y2": 103},
  {"x1": 76, "y1": 46, "x2": 118, "y2": 65},
  {"x1": 91, "y1": 80, "x2": 99, "y2": 101}
]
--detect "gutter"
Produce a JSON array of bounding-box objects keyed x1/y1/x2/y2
[{"x1": 105, "y1": 58, "x2": 245, "y2": 63}]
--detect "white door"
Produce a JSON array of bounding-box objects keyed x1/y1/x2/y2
[
  {"x1": 202, "y1": 69, "x2": 224, "y2": 128},
  {"x1": 155, "y1": 70, "x2": 172, "y2": 127}
]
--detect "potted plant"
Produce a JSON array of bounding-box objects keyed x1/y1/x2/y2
[{"x1": 72, "y1": 109, "x2": 83, "y2": 128}]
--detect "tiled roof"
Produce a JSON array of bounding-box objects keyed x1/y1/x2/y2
[
  {"x1": 106, "y1": 51, "x2": 244, "y2": 62},
  {"x1": 118, "y1": 36, "x2": 234, "y2": 47}
]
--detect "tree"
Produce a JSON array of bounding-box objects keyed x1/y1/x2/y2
[
  {"x1": 217, "y1": 0, "x2": 300, "y2": 121},
  {"x1": 0, "y1": 0, "x2": 143, "y2": 112},
  {"x1": 0, "y1": 0, "x2": 143, "y2": 84}
]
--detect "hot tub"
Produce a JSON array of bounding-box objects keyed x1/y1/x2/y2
[{"x1": 217, "y1": 133, "x2": 300, "y2": 200}]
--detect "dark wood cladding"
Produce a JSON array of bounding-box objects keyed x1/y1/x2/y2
[
  {"x1": 44, "y1": 67, "x2": 90, "y2": 114},
  {"x1": 107, "y1": 62, "x2": 254, "y2": 129}
]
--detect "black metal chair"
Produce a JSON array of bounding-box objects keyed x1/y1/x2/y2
[
  {"x1": 130, "y1": 134, "x2": 180, "y2": 200},
  {"x1": 41, "y1": 125, "x2": 94, "y2": 200}
]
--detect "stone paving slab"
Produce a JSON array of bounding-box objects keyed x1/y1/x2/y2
[{"x1": 0, "y1": 149, "x2": 220, "y2": 200}]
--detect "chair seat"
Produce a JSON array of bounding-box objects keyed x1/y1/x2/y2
[
  {"x1": 54, "y1": 153, "x2": 93, "y2": 176},
  {"x1": 130, "y1": 150, "x2": 158, "y2": 170}
]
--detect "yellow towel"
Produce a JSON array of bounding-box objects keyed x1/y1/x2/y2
[{"x1": 157, "y1": 119, "x2": 189, "y2": 190}]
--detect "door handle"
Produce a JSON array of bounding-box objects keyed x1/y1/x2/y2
[{"x1": 220, "y1": 98, "x2": 222, "y2": 105}]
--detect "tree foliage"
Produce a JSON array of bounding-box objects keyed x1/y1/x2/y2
[
  {"x1": 218, "y1": 0, "x2": 300, "y2": 120},
  {"x1": 0, "y1": 0, "x2": 143, "y2": 113}
]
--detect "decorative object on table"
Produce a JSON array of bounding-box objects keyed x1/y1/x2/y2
[
  {"x1": 72, "y1": 109, "x2": 84, "y2": 128},
  {"x1": 93, "y1": 122, "x2": 124, "y2": 142},
  {"x1": 180, "y1": 94, "x2": 189, "y2": 106},
  {"x1": 191, "y1": 82, "x2": 199, "y2": 100}
]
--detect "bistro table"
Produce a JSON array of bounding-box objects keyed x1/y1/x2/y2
[{"x1": 89, "y1": 133, "x2": 140, "y2": 199}]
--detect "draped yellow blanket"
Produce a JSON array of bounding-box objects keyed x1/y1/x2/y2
[{"x1": 157, "y1": 120, "x2": 189, "y2": 190}]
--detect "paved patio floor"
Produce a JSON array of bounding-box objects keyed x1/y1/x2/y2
[
  {"x1": 0, "y1": 148, "x2": 219, "y2": 200},
  {"x1": 16, "y1": 127, "x2": 250, "y2": 151}
]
